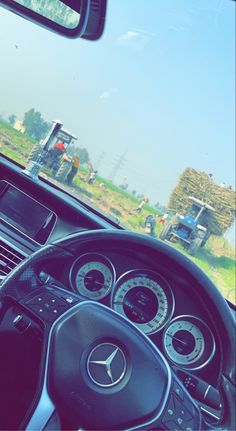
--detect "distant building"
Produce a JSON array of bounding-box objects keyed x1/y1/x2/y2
[{"x1": 14, "y1": 119, "x2": 25, "y2": 134}]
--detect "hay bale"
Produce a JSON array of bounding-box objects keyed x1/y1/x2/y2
[{"x1": 168, "y1": 168, "x2": 235, "y2": 235}]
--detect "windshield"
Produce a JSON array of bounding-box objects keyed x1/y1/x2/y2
[{"x1": 0, "y1": 0, "x2": 235, "y2": 303}]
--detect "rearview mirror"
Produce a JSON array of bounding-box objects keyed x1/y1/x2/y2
[{"x1": 0, "y1": 0, "x2": 107, "y2": 39}]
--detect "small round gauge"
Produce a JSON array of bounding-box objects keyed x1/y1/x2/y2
[
  {"x1": 70, "y1": 253, "x2": 115, "y2": 300},
  {"x1": 163, "y1": 315, "x2": 215, "y2": 370},
  {"x1": 111, "y1": 269, "x2": 174, "y2": 335}
]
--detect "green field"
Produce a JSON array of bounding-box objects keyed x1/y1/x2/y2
[{"x1": 0, "y1": 119, "x2": 235, "y2": 304}]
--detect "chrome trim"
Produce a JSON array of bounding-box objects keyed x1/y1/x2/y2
[
  {"x1": 69, "y1": 252, "x2": 116, "y2": 300},
  {"x1": 26, "y1": 300, "x2": 172, "y2": 431},
  {"x1": 112, "y1": 303, "x2": 173, "y2": 431},
  {"x1": 203, "y1": 384, "x2": 211, "y2": 401},
  {"x1": 85, "y1": 301, "x2": 172, "y2": 431},
  {"x1": 0, "y1": 236, "x2": 28, "y2": 280},
  {"x1": 200, "y1": 406, "x2": 221, "y2": 421},
  {"x1": 0, "y1": 180, "x2": 57, "y2": 245},
  {"x1": 25, "y1": 390, "x2": 55, "y2": 431},
  {"x1": 0, "y1": 236, "x2": 28, "y2": 258},
  {"x1": 87, "y1": 342, "x2": 126, "y2": 387},
  {"x1": 162, "y1": 314, "x2": 216, "y2": 371},
  {"x1": 111, "y1": 268, "x2": 175, "y2": 335}
]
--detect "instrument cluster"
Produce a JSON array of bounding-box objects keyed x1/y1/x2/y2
[{"x1": 70, "y1": 252, "x2": 216, "y2": 370}]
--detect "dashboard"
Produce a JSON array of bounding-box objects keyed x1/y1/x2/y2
[
  {"x1": 51, "y1": 246, "x2": 220, "y2": 384},
  {"x1": 70, "y1": 253, "x2": 215, "y2": 369},
  {"x1": 0, "y1": 154, "x2": 227, "y2": 422},
  {"x1": 0, "y1": 180, "x2": 57, "y2": 244},
  {"x1": 70, "y1": 252, "x2": 216, "y2": 370},
  {"x1": 0, "y1": 155, "x2": 119, "y2": 280}
]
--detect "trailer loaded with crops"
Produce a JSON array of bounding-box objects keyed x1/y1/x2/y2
[{"x1": 160, "y1": 168, "x2": 235, "y2": 256}]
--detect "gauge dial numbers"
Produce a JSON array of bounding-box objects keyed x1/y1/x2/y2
[
  {"x1": 70, "y1": 253, "x2": 115, "y2": 300},
  {"x1": 111, "y1": 270, "x2": 174, "y2": 335},
  {"x1": 163, "y1": 316, "x2": 216, "y2": 370}
]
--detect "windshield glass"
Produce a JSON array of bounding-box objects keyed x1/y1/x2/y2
[{"x1": 0, "y1": 0, "x2": 235, "y2": 303}]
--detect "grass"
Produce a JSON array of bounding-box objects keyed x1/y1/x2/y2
[
  {"x1": 0, "y1": 121, "x2": 235, "y2": 303},
  {"x1": 0, "y1": 119, "x2": 35, "y2": 164}
]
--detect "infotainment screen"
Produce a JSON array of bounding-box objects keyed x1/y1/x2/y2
[{"x1": 0, "y1": 184, "x2": 52, "y2": 241}]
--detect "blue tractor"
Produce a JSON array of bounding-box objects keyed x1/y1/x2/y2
[{"x1": 160, "y1": 197, "x2": 215, "y2": 256}]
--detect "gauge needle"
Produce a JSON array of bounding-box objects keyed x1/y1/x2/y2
[
  {"x1": 80, "y1": 275, "x2": 104, "y2": 286},
  {"x1": 167, "y1": 334, "x2": 188, "y2": 345}
]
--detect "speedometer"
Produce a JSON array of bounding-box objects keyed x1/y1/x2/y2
[
  {"x1": 70, "y1": 253, "x2": 115, "y2": 300},
  {"x1": 111, "y1": 269, "x2": 174, "y2": 335},
  {"x1": 163, "y1": 315, "x2": 215, "y2": 369}
]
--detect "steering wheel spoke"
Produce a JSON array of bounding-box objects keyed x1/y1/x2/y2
[
  {"x1": 24, "y1": 387, "x2": 56, "y2": 431},
  {"x1": 156, "y1": 376, "x2": 202, "y2": 431},
  {"x1": 38, "y1": 301, "x2": 202, "y2": 431}
]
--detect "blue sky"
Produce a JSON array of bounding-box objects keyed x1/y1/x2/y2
[{"x1": 0, "y1": 0, "x2": 235, "y2": 208}]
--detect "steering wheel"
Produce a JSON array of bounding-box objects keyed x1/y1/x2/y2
[{"x1": 0, "y1": 230, "x2": 235, "y2": 431}]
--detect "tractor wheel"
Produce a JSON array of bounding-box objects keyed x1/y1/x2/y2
[
  {"x1": 55, "y1": 161, "x2": 71, "y2": 182},
  {"x1": 188, "y1": 237, "x2": 202, "y2": 256},
  {"x1": 27, "y1": 144, "x2": 42, "y2": 163},
  {"x1": 200, "y1": 231, "x2": 210, "y2": 248},
  {"x1": 160, "y1": 223, "x2": 173, "y2": 241}
]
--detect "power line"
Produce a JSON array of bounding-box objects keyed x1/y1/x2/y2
[
  {"x1": 94, "y1": 151, "x2": 106, "y2": 170},
  {"x1": 108, "y1": 152, "x2": 127, "y2": 182}
]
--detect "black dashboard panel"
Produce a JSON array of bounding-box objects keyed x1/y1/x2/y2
[
  {"x1": 12, "y1": 232, "x2": 222, "y2": 421},
  {"x1": 24, "y1": 232, "x2": 221, "y2": 402},
  {"x1": 0, "y1": 156, "x2": 119, "y2": 235},
  {"x1": 0, "y1": 154, "x2": 229, "y2": 422},
  {"x1": 64, "y1": 247, "x2": 221, "y2": 381},
  {"x1": 0, "y1": 155, "x2": 119, "y2": 233},
  {"x1": 0, "y1": 154, "x2": 120, "y2": 281},
  {"x1": 0, "y1": 181, "x2": 57, "y2": 244}
]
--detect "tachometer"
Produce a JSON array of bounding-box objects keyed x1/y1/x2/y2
[
  {"x1": 70, "y1": 253, "x2": 115, "y2": 300},
  {"x1": 111, "y1": 269, "x2": 174, "y2": 335},
  {"x1": 163, "y1": 315, "x2": 215, "y2": 369}
]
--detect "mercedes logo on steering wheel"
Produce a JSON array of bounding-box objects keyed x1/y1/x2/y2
[{"x1": 87, "y1": 343, "x2": 127, "y2": 387}]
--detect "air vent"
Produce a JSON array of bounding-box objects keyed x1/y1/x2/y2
[{"x1": 0, "y1": 240, "x2": 26, "y2": 279}]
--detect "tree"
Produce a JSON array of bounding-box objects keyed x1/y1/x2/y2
[
  {"x1": 8, "y1": 114, "x2": 16, "y2": 125},
  {"x1": 68, "y1": 144, "x2": 90, "y2": 165},
  {"x1": 23, "y1": 108, "x2": 50, "y2": 141},
  {"x1": 76, "y1": 147, "x2": 90, "y2": 164},
  {"x1": 154, "y1": 202, "x2": 166, "y2": 213}
]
